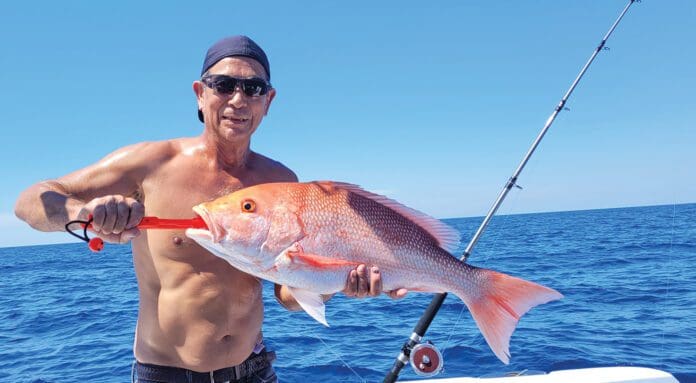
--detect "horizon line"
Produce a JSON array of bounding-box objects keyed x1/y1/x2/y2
[{"x1": 2, "y1": 201, "x2": 693, "y2": 250}]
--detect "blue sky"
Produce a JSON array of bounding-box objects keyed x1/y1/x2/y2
[{"x1": 1, "y1": 1, "x2": 694, "y2": 247}]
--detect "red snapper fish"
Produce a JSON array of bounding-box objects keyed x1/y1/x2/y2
[{"x1": 186, "y1": 181, "x2": 562, "y2": 364}]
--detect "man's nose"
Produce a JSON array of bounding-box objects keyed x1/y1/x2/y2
[{"x1": 227, "y1": 87, "x2": 247, "y2": 107}]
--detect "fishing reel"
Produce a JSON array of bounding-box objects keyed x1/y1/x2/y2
[{"x1": 409, "y1": 341, "x2": 443, "y2": 377}]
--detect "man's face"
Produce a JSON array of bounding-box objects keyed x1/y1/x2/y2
[{"x1": 194, "y1": 57, "x2": 275, "y2": 143}]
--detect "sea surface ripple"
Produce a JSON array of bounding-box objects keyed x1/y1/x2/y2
[{"x1": 1, "y1": 204, "x2": 694, "y2": 382}]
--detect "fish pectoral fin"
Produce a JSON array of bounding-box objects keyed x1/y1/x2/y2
[
  {"x1": 286, "y1": 245, "x2": 359, "y2": 269},
  {"x1": 287, "y1": 286, "x2": 329, "y2": 327}
]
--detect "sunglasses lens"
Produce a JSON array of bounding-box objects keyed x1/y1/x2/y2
[
  {"x1": 214, "y1": 77, "x2": 239, "y2": 94},
  {"x1": 242, "y1": 80, "x2": 268, "y2": 97}
]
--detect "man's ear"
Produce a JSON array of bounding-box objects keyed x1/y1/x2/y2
[
  {"x1": 193, "y1": 81, "x2": 205, "y2": 110},
  {"x1": 264, "y1": 88, "x2": 276, "y2": 116}
]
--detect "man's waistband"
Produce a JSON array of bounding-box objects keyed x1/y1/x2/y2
[{"x1": 134, "y1": 350, "x2": 276, "y2": 383}]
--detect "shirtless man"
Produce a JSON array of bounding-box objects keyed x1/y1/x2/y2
[{"x1": 14, "y1": 36, "x2": 404, "y2": 383}]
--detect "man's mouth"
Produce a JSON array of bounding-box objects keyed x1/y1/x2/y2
[{"x1": 222, "y1": 115, "x2": 249, "y2": 124}]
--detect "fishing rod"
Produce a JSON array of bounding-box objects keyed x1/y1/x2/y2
[{"x1": 383, "y1": 1, "x2": 637, "y2": 381}]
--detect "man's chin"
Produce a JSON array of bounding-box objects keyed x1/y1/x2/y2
[{"x1": 219, "y1": 124, "x2": 252, "y2": 140}]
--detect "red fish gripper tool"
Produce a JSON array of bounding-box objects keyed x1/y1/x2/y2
[{"x1": 65, "y1": 214, "x2": 208, "y2": 252}]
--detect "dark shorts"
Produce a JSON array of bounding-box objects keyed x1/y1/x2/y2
[{"x1": 132, "y1": 350, "x2": 278, "y2": 383}]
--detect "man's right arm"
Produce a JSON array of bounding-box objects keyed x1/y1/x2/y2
[{"x1": 14, "y1": 141, "x2": 168, "y2": 243}]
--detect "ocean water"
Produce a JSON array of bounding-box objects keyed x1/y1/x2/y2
[{"x1": 1, "y1": 203, "x2": 695, "y2": 383}]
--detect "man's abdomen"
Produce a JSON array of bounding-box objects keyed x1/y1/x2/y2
[{"x1": 132, "y1": 245, "x2": 265, "y2": 371}]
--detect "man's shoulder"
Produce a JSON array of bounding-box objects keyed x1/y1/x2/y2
[
  {"x1": 98, "y1": 139, "x2": 184, "y2": 176},
  {"x1": 250, "y1": 152, "x2": 298, "y2": 182},
  {"x1": 112, "y1": 139, "x2": 178, "y2": 163}
]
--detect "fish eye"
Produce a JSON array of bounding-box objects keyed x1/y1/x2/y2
[{"x1": 241, "y1": 199, "x2": 256, "y2": 213}]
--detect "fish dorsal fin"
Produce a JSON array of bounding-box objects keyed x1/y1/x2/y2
[{"x1": 317, "y1": 181, "x2": 460, "y2": 253}]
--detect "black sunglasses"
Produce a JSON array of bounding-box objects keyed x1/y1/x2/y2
[{"x1": 201, "y1": 74, "x2": 272, "y2": 97}]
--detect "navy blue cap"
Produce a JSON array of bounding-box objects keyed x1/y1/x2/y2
[
  {"x1": 198, "y1": 35, "x2": 271, "y2": 122},
  {"x1": 201, "y1": 35, "x2": 270, "y2": 79}
]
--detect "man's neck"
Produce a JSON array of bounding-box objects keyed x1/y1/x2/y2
[{"x1": 202, "y1": 132, "x2": 252, "y2": 171}]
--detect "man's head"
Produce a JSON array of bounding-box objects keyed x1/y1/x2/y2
[{"x1": 194, "y1": 36, "x2": 275, "y2": 143}]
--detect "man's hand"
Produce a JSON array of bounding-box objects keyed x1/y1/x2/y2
[
  {"x1": 79, "y1": 195, "x2": 144, "y2": 244},
  {"x1": 342, "y1": 264, "x2": 408, "y2": 299}
]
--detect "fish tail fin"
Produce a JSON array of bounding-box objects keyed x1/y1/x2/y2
[{"x1": 452, "y1": 266, "x2": 562, "y2": 364}]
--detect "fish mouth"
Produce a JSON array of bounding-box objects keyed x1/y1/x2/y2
[{"x1": 190, "y1": 205, "x2": 226, "y2": 243}]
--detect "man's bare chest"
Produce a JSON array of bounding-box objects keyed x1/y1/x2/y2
[
  {"x1": 135, "y1": 172, "x2": 244, "y2": 258},
  {"x1": 143, "y1": 176, "x2": 243, "y2": 215}
]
